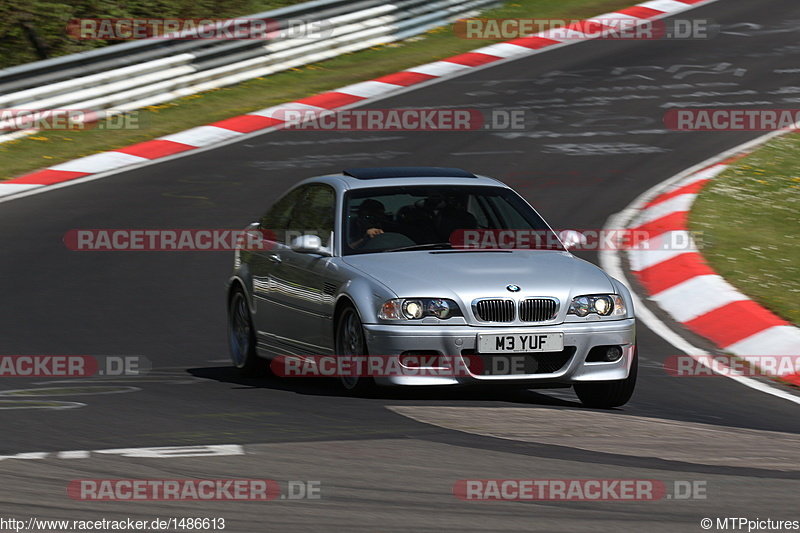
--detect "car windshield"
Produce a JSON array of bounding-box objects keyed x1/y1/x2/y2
[{"x1": 342, "y1": 185, "x2": 564, "y2": 255}]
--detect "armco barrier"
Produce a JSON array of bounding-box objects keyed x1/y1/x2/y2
[{"x1": 0, "y1": 0, "x2": 500, "y2": 143}]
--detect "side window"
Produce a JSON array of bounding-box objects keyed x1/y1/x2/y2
[
  {"x1": 287, "y1": 184, "x2": 336, "y2": 247},
  {"x1": 259, "y1": 186, "x2": 307, "y2": 244}
]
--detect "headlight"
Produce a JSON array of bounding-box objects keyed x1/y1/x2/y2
[
  {"x1": 568, "y1": 294, "x2": 626, "y2": 317},
  {"x1": 403, "y1": 300, "x2": 424, "y2": 319},
  {"x1": 427, "y1": 298, "x2": 458, "y2": 319},
  {"x1": 379, "y1": 298, "x2": 462, "y2": 320}
]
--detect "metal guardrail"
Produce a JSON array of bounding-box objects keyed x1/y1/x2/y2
[{"x1": 0, "y1": 0, "x2": 499, "y2": 141}]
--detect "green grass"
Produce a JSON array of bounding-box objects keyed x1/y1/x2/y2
[
  {"x1": 0, "y1": 0, "x2": 632, "y2": 180},
  {"x1": 689, "y1": 133, "x2": 800, "y2": 326}
]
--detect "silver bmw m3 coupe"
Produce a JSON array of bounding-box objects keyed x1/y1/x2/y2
[{"x1": 227, "y1": 167, "x2": 637, "y2": 407}]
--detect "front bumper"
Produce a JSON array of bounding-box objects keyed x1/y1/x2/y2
[{"x1": 362, "y1": 318, "x2": 636, "y2": 387}]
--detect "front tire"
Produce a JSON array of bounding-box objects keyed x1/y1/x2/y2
[
  {"x1": 228, "y1": 288, "x2": 267, "y2": 377},
  {"x1": 335, "y1": 305, "x2": 376, "y2": 396},
  {"x1": 574, "y1": 346, "x2": 638, "y2": 408}
]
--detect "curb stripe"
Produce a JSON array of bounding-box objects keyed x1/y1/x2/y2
[
  {"x1": 114, "y1": 139, "x2": 195, "y2": 159},
  {"x1": 642, "y1": 179, "x2": 709, "y2": 208},
  {"x1": 726, "y1": 326, "x2": 800, "y2": 358},
  {"x1": 629, "y1": 211, "x2": 688, "y2": 239},
  {"x1": 443, "y1": 52, "x2": 504, "y2": 67},
  {"x1": 628, "y1": 149, "x2": 800, "y2": 384},
  {"x1": 335, "y1": 81, "x2": 403, "y2": 98},
  {"x1": 0, "y1": 183, "x2": 44, "y2": 197},
  {"x1": 651, "y1": 274, "x2": 749, "y2": 323},
  {"x1": 406, "y1": 61, "x2": 472, "y2": 77},
  {"x1": 685, "y1": 301, "x2": 790, "y2": 348},
  {"x1": 372, "y1": 71, "x2": 436, "y2": 87},
  {"x1": 49, "y1": 152, "x2": 148, "y2": 174},
  {"x1": 634, "y1": 193, "x2": 697, "y2": 226},
  {"x1": 472, "y1": 43, "x2": 531, "y2": 59},
  {"x1": 6, "y1": 169, "x2": 90, "y2": 185},
  {"x1": 635, "y1": 252, "x2": 716, "y2": 295},
  {"x1": 295, "y1": 92, "x2": 366, "y2": 109},
  {"x1": 210, "y1": 115, "x2": 282, "y2": 134},
  {"x1": 248, "y1": 103, "x2": 323, "y2": 118},
  {"x1": 639, "y1": 0, "x2": 693, "y2": 11},
  {"x1": 507, "y1": 36, "x2": 561, "y2": 49},
  {"x1": 159, "y1": 125, "x2": 243, "y2": 147},
  {"x1": 617, "y1": 6, "x2": 664, "y2": 18}
]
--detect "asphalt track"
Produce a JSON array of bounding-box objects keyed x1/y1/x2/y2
[{"x1": 1, "y1": 0, "x2": 799, "y2": 530}]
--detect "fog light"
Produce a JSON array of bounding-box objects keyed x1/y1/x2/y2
[{"x1": 605, "y1": 346, "x2": 623, "y2": 362}]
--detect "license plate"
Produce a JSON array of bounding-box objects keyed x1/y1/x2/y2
[{"x1": 477, "y1": 332, "x2": 564, "y2": 353}]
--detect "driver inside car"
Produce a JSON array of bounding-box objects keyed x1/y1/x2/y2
[{"x1": 348, "y1": 199, "x2": 387, "y2": 248}]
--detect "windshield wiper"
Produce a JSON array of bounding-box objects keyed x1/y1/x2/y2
[{"x1": 382, "y1": 242, "x2": 453, "y2": 252}]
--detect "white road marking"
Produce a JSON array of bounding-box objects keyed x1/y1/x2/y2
[
  {"x1": 0, "y1": 400, "x2": 86, "y2": 410},
  {"x1": 450, "y1": 151, "x2": 525, "y2": 155},
  {"x1": 0, "y1": 444, "x2": 244, "y2": 462}
]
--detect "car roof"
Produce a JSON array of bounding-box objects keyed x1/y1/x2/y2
[{"x1": 297, "y1": 167, "x2": 507, "y2": 191}]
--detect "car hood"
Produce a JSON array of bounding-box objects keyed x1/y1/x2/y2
[{"x1": 341, "y1": 250, "x2": 615, "y2": 305}]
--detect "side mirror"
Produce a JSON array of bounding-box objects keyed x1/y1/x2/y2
[
  {"x1": 290, "y1": 234, "x2": 330, "y2": 255},
  {"x1": 559, "y1": 229, "x2": 587, "y2": 251},
  {"x1": 240, "y1": 222, "x2": 267, "y2": 251}
]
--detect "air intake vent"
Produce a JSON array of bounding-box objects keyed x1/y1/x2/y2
[
  {"x1": 474, "y1": 299, "x2": 515, "y2": 322},
  {"x1": 323, "y1": 282, "x2": 337, "y2": 296},
  {"x1": 519, "y1": 298, "x2": 558, "y2": 322},
  {"x1": 463, "y1": 347, "x2": 576, "y2": 375}
]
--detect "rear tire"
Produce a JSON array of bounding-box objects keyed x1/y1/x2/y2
[
  {"x1": 335, "y1": 305, "x2": 377, "y2": 396},
  {"x1": 228, "y1": 288, "x2": 267, "y2": 377},
  {"x1": 574, "y1": 346, "x2": 638, "y2": 408}
]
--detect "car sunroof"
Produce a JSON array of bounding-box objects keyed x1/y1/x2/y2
[{"x1": 343, "y1": 167, "x2": 477, "y2": 179}]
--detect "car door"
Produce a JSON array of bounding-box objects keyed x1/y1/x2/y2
[
  {"x1": 254, "y1": 184, "x2": 337, "y2": 354},
  {"x1": 250, "y1": 185, "x2": 306, "y2": 349}
]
